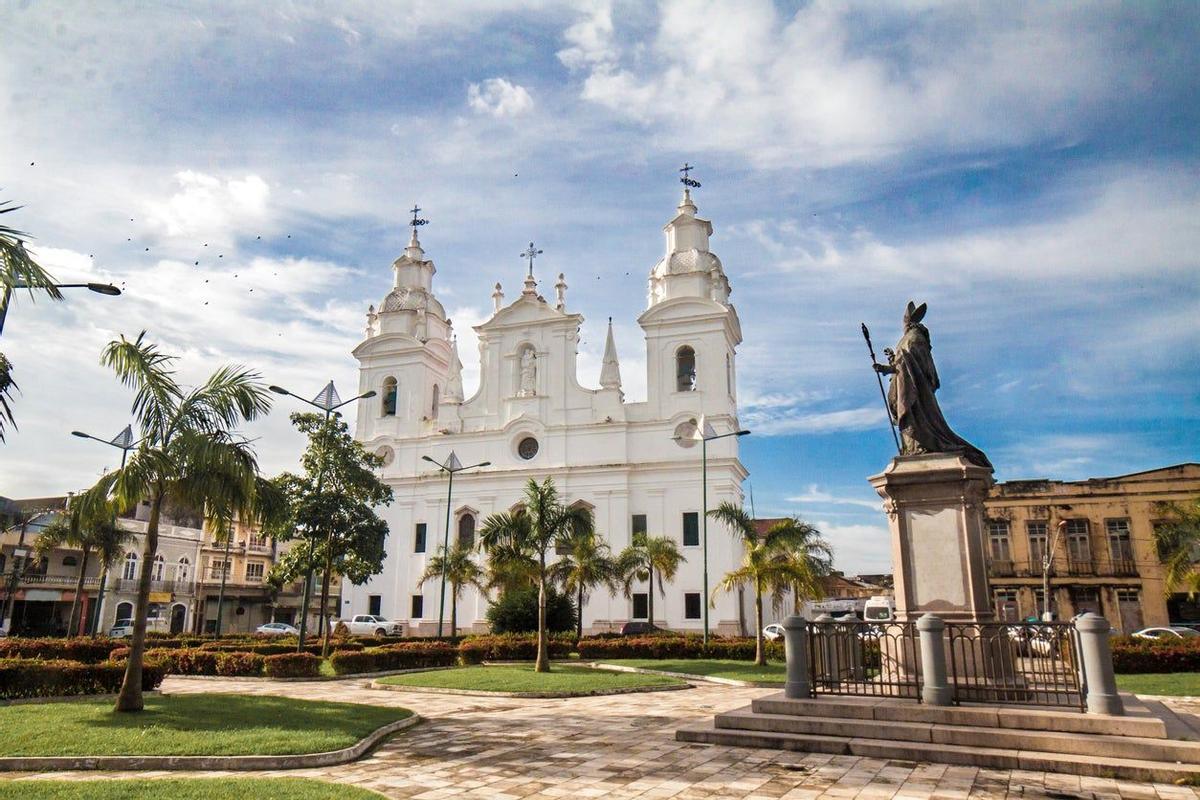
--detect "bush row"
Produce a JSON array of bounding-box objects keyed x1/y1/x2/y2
[
  {"x1": 0, "y1": 637, "x2": 121, "y2": 664},
  {"x1": 458, "y1": 633, "x2": 575, "y2": 664},
  {"x1": 329, "y1": 641, "x2": 458, "y2": 675},
  {"x1": 1111, "y1": 641, "x2": 1200, "y2": 674},
  {"x1": 575, "y1": 634, "x2": 784, "y2": 661},
  {"x1": 0, "y1": 658, "x2": 165, "y2": 700}
]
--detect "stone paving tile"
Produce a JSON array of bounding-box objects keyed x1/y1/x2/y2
[{"x1": 2, "y1": 676, "x2": 1199, "y2": 799}]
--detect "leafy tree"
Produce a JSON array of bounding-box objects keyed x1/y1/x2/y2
[
  {"x1": 418, "y1": 541, "x2": 486, "y2": 637},
  {"x1": 708, "y1": 503, "x2": 832, "y2": 665},
  {"x1": 486, "y1": 584, "x2": 576, "y2": 634},
  {"x1": 482, "y1": 537, "x2": 539, "y2": 595},
  {"x1": 1154, "y1": 498, "x2": 1200, "y2": 597},
  {"x1": 35, "y1": 495, "x2": 134, "y2": 637},
  {"x1": 268, "y1": 412, "x2": 392, "y2": 656},
  {"x1": 617, "y1": 532, "x2": 685, "y2": 630},
  {"x1": 479, "y1": 478, "x2": 592, "y2": 672},
  {"x1": 79, "y1": 332, "x2": 270, "y2": 711},
  {"x1": 0, "y1": 200, "x2": 62, "y2": 441},
  {"x1": 551, "y1": 529, "x2": 618, "y2": 639}
]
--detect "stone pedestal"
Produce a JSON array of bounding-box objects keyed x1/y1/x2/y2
[{"x1": 869, "y1": 454, "x2": 995, "y2": 623}]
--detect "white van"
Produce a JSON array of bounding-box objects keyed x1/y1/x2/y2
[{"x1": 863, "y1": 596, "x2": 895, "y2": 622}]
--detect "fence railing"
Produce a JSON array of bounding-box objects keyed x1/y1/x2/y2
[
  {"x1": 944, "y1": 621, "x2": 1083, "y2": 710},
  {"x1": 808, "y1": 620, "x2": 920, "y2": 700}
]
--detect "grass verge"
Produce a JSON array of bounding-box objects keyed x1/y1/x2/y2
[
  {"x1": 0, "y1": 693, "x2": 411, "y2": 757},
  {"x1": 1116, "y1": 672, "x2": 1200, "y2": 697},
  {"x1": 377, "y1": 663, "x2": 683, "y2": 693},
  {"x1": 0, "y1": 778, "x2": 382, "y2": 799},
  {"x1": 599, "y1": 658, "x2": 786, "y2": 684}
]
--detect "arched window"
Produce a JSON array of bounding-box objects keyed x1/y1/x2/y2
[
  {"x1": 457, "y1": 513, "x2": 476, "y2": 549},
  {"x1": 676, "y1": 346, "x2": 696, "y2": 392},
  {"x1": 176, "y1": 557, "x2": 190, "y2": 584},
  {"x1": 431, "y1": 384, "x2": 439, "y2": 418},
  {"x1": 122, "y1": 552, "x2": 138, "y2": 581},
  {"x1": 382, "y1": 377, "x2": 398, "y2": 416},
  {"x1": 115, "y1": 601, "x2": 133, "y2": 622},
  {"x1": 152, "y1": 554, "x2": 165, "y2": 581}
]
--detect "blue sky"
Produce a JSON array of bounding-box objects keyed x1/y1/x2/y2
[{"x1": 1, "y1": 1, "x2": 1197, "y2": 572}]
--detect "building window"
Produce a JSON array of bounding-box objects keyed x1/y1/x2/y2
[
  {"x1": 411, "y1": 595, "x2": 424, "y2": 619},
  {"x1": 1066, "y1": 520, "x2": 1091, "y2": 565},
  {"x1": 369, "y1": 595, "x2": 382, "y2": 616},
  {"x1": 1027, "y1": 522, "x2": 1048, "y2": 565},
  {"x1": 684, "y1": 592, "x2": 702, "y2": 620},
  {"x1": 726, "y1": 353, "x2": 732, "y2": 396},
  {"x1": 457, "y1": 513, "x2": 476, "y2": 548},
  {"x1": 115, "y1": 601, "x2": 133, "y2": 621},
  {"x1": 209, "y1": 559, "x2": 231, "y2": 580},
  {"x1": 632, "y1": 514, "x2": 647, "y2": 537},
  {"x1": 245, "y1": 562, "x2": 264, "y2": 582},
  {"x1": 676, "y1": 346, "x2": 696, "y2": 391},
  {"x1": 987, "y1": 520, "x2": 1011, "y2": 562},
  {"x1": 431, "y1": 384, "x2": 439, "y2": 418},
  {"x1": 1106, "y1": 519, "x2": 1134, "y2": 562},
  {"x1": 122, "y1": 552, "x2": 139, "y2": 581},
  {"x1": 0, "y1": 553, "x2": 6, "y2": 574},
  {"x1": 382, "y1": 377, "x2": 398, "y2": 416},
  {"x1": 1071, "y1": 586, "x2": 1101, "y2": 615},
  {"x1": 517, "y1": 436, "x2": 539, "y2": 460},
  {"x1": 1116, "y1": 588, "x2": 1140, "y2": 604},
  {"x1": 632, "y1": 593, "x2": 649, "y2": 620},
  {"x1": 994, "y1": 589, "x2": 1019, "y2": 621},
  {"x1": 63, "y1": 555, "x2": 78, "y2": 567},
  {"x1": 682, "y1": 512, "x2": 700, "y2": 547},
  {"x1": 176, "y1": 557, "x2": 190, "y2": 583},
  {"x1": 152, "y1": 554, "x2": 165, "y2": 581},
  {"x1": 414, "y1": 523, "x2": 427, "y2": 554}
]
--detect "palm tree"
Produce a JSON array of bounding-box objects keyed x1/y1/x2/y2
[
  {"x1": 1154, "y1": 499, "x2": 1200, "y2": 597},
  {"x1": 35, "y1": 495, "x2": 133, "y2": 637},
  {"x1": 552, "y1": 529, "x2": 619, "y2": 640},
  {"x1": 617, "y1": 532, "x2": 685, "y2": 630},
  {"x1": 708, "y1": 502, "x2": 832, "y2": 666},
  {"x1": 419, "y1": 542, "x2": 486, "y2": 637},
  {"x1": 479, "y1": 478, "x2": 592, "y2": 672},
  {"x1": 78, "y1": 332, "x2": 270, "y2": 712},
  {"x1": 207, "y1": 476, "x2": 288, "y2": 638},
  {"x1": 483, "y1": 537, "x2": 540, "y2": 596}
]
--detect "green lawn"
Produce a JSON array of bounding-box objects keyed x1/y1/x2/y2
[
  {"x1": 1116, "y1": 672, "x2": 1200, "y2": 697},
  {"x1": 377, "y1": 663, "x2": 683, "y2": 694},
  {"x1": 0, "y1": 778, "x2": 382, "y2": 799},
  {"x1": 0, "y1": 694, "x2": 411, "y2": 757},
  {"x1": 600, "y1": 658, "x2": 787, "y2": 684}
]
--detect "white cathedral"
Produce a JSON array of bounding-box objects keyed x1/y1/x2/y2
[{"x1": 345, "y1": 187, "x2": 750, "y2": 634}]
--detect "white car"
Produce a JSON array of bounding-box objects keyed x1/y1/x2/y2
[
  {"x1": 1131, "y1": 626, "x2": 1200, "y2": 642},
  {"x1": 256, "y1": 622, "x2": 300, "y2": 636},
  {"x1": 336, "y1": 614, "x2": 404, "y2": 637},
  {"x1": 109, "y1": 618, "x2": 135, "y2": 638},
  {"x1": 762, "y1": 623, "x2": 785, "y2": 641}
]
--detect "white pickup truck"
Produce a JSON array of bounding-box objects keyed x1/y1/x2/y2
[{"x1": 334, "y1": 614, "x2": 404, "y2": 637}]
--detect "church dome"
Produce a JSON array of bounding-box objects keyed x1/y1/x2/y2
[
  {"x1": 380, "y1": 286, "x2": 445, "y2": 319},
  {"x1": 652, "y1": 248, "x2": 723, "y2": 278}
]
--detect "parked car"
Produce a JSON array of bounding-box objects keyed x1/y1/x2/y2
[
  {"x1": 109, "y1": 618, "x2": 135, "y2": 638},
  {"x1": 334, "y1": 615, "x2": 404, "y2": 637},
  {"x1": 256, "y1": 622, "x2": 300, "y2": 636},
  {"x1": 863, "y1": 596, "x2": 895, "y2": 622},
  {"x1": 762, "y1": 623, "x2": 784, "y2": 641},
  {"x1": 1131, "y1": 626, "x2": 1200, "y2": 642}
]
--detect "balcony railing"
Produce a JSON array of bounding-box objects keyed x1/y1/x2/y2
[
  {"x1": 987, "y1": 559, "x2": 1016, "y2": 578},
  {"x1": 0, "y1": 573, "x2": 104, "y2": 588}
]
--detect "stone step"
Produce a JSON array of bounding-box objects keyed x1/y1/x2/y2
[
  {"x1": 676, "y1": 721, "x2": 1200, "y2": 784},
  {"x1": 716, "y1": 707, "x2": 1200, "y2": 763},
  {"x1": 750, "y1": 692, "x2": 1167, "y2": 739}
]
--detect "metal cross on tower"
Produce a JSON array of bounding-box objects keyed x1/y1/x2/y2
[
  {"x1": 410, "y1": 204, "x2": 429, "y2": 227},
  {"x1": 521, "y1": 242, "x2": 543, "y2": 275},
  {"x1": 679, "y1": 162, "x2": 702, "y2": 189}
]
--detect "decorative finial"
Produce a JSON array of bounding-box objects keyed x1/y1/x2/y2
[
  {"x1": 492, "y1": 282, "x2": 504, "y2": 312},
  {"x1": 521, "y1": 241, "x2": 543, "y2": 276},
  {"x1": 679, "y1": 162, "x2": 701, "y2": 189},
  {"x1": 410, "y1": 204, "x2": 429, "y2": 228},
  {"x1": 555, "y1": 272, "x2": 567, "y2": 310}
]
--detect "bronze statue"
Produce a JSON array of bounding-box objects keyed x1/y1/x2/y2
[{"x1": 872, "y1": 301, "x2": 992, "y2": 470}]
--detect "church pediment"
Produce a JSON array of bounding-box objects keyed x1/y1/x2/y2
[
  {"x1": 353, "y1": 331, "x2": 430, "y2": 359},
  {"x1": 476, "y1": 295, "x2": 581, "y2": 331}
]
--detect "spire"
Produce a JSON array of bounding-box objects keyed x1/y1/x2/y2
[
  {"x1": 444, "y1": 335, "x2": 465, "y2": 403},
  {"x1": 677, "y1": 187, "x2": 697, "y2": 216},
  {"x1": 599, "y1": 317, "x2": 622, "y2": 391}
]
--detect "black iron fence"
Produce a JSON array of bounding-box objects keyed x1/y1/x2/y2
[{"x1": 808, "y1": 620, "x2": 920, "y2": 700}]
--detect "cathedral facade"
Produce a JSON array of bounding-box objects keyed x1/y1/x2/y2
[{"x1": 345, "y1": 189, "x2": 749, "y2": 634}]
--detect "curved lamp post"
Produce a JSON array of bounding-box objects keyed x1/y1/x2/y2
[
  {"x1": 421, "y1": 452, "x2": 490, "y2": 639},
  {"x1": 269, "y1": 381, "x2": 376, "y2": 651},
  {"x1": 1, "y1": 282, "x2": 121, "y2": 336}
]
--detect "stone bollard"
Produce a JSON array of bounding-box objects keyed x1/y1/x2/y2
[
  {"x1": 782, "y1": 614, "x2": 810, "y2": 699},
  {"x1": 917, "y1": 613, "x2": 952, "y2": 706},
  {"x1": 1076, "y1": 612, "x2": 1124, "y2": 716},
  {"x1": 813, "y1": 613, "x2": 837, "y2": 682}
]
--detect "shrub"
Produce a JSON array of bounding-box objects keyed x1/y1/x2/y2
[
  {"x1": 1112, "y1": 639, "x2": 1200, "y2": 673},
  {"x1": 0, "y1": 637, "x2": 121, "y2": 664},
  {"x1": 457, "y1": 633, "x2": 575, "y2": 664},
  {"x1": 141, "y1": 647, "x2": 220, "y2": 675},
  {"x1": 264, "y1": 652, "x2": 322, "y2": 678},
  {"x1": 215, "y1": 651, "x2": 266, "y2": 676},
  {"x1": 328, "y1": 641, "x2": 458, "y2": 675},
  {"x1": 0, "y1": 658, "x2": 165, "y2": 699},
  {"x1": 576, "y1": 634, "x2": 783, "y2": 661},
  {"x1": 485, "y1": 585, "x2": 576, "y2": 634}
]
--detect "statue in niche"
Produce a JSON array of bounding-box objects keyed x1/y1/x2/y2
[
  {"x1": 518, "y1": 348, "x2": 537, "y2": 397},
  {"x1": 873, "y1": 301, "x2": 992, "y2": 470}
]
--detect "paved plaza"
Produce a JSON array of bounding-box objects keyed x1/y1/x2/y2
[{"x1": 4, "y1": 676, "x2": 1200, "y2": 799}]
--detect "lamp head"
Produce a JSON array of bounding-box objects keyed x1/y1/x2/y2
[
  {"x1": 736, "y1": 429, "x2": 751, "y2": 437},
  {"x1": 421, "y1": 455, "x2": 437, "y2": 464},
  {"x1": 71, "y1": 431, "x2": 89, "y2": 439},
  {"x1": 87, "y1": 283, "x2": 122, "y2": 296},
  {"x1": 268, "y1": 385, "x2": 289, "y2": 396},
  {"x1": 477, "y1": 461, "x2": 492, "y2": 468},
  {"x1": 360, "y1": 390, "x2": 377, "y2": 399}
]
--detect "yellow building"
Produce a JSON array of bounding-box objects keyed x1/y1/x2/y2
[{"x1": 982, "y1": 463, "x2": 1200, "y2": 633}]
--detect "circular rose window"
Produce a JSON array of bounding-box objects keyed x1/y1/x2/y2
[
  {"x1": 375, "y1": 445, "x2": 395, "y2": 466},
  {"x1": 517, "y1": 436, "x2": 540, "y2": 460},
  {"x1": 673, "y1": 420, "x2": 699, "y2": 448}
]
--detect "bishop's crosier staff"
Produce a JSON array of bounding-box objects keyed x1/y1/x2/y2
[{"x1": 861, "y1": 322, "x2": 901, "y2": 452}]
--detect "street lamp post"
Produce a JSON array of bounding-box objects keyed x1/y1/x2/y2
[
  {"x1": 270, "y1": 381, "x2": 375, "y2": 652},
  {"x1": 1, "y1": 281, "x2": 121, "y2": 337},
  {"x1": 70, "y1": 425, "x2": 139, "y2": 636},
  {"x1": 422, "y1": 452, "x2": 490, "y2": 639},
  {"x1": 676, "y1": 416, "x2": 749, "y2": 647}
]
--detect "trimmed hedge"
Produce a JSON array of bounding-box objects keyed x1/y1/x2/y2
[
  {"x1": 0, "y1": 658, "x2": 165, "y2": 699},
  {"x1": 576, "y1": 634, "x2": 784, "y2": 661},
  {"x1": 1112, "y1": 639, "x2": 1200, "y2": 674},
  {"x1": 328, "y1": 641, "x2": 458, "y2": 675},
  {"x1": 111, "y1": 647, "x2": 265, "y2": 676},
  {"x1": 457, "y1": 633, "x2": 575, "y2": 664},
  {"x1": 264, "y1": 652, "x2": 322, "y2": 678},
  {"x1": 0, "y1": 637, "x2": 124, "y2": 664}
]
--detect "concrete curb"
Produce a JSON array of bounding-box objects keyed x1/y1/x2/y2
[
  {"x1": 588, "y1": 661, "x2": 784, "y2": 688},
  {"x1": 369, "y1": 673, "x2": 692, "y2": 699},
  {"x1": 0, "y1": 714, "x2": 420, "y2": 772},
  {"x1": 166, "y1": 666, "x2": 456, "y2": 683}
]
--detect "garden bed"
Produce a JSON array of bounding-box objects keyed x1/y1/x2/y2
[
  {"x1": 372, "y1": 663, "x2": 687, "y2": 697},
  {"x1": 0, "y1": 778, "x2": 384, "y2": 799},
  {"x1": 593, "y1": 658, "x2": 786, "y2": 686}
]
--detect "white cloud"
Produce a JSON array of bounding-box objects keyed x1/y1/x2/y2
[
  {"x1": 787, "y1": 484, "x2": 880, "y2": 511},
  {"x1": 467, "y1": 78, "x2": 534, "y2": 118},
  {"x1": 144, "y1": 171, "x2": 271, "y2": 246},
  {"x1": 557, "y1": 1, "x2": 616, "y2": 71},
  {"x1": 742, "y1": 404, "x2": 886, "y2": 436}
]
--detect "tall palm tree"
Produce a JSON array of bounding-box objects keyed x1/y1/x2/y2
[
  {"x1": 483, "y1": 537, "x2": 540, "y2": 596},
  {"x1": 35, "y1": 495, "x2": 133, "y2": 637},
  {"x1": 418, "y1": 542, "x2": 486, "y2": 637},
  {"x1": 552, "y1": 529, "x2": 619, "y2": 639},
  {"x1": 617, "y1": 532, "x2": 685, "y2": 630},
  {"x1": 479, "y1": 478, "x2": 592, "y2": 672},
  {"x1": 708, "y1": 502, "x2": 832, "y2": 666},
  {"x1": 79, "y1": 332, "x2": 270, "y2": 712},
  {"x1": 1154, "y1": 498, "x2": 1200, "y2": 597}
]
